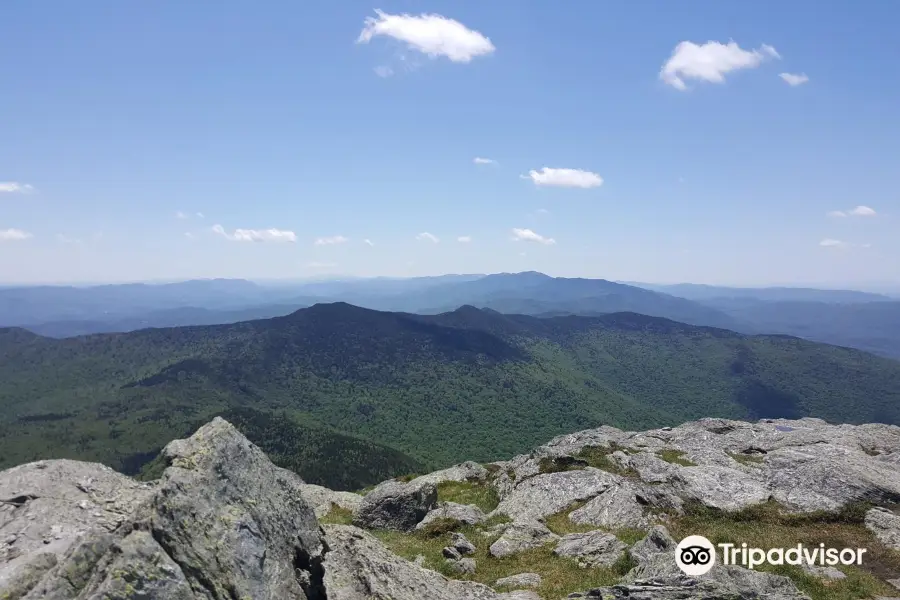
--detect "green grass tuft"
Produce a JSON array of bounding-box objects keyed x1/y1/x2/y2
[
  {"x1": 657, "y1": 449, "x2": 696, "y2": 467},
  {"x1": 436, "y1": 480, "x2": 500, "y2": 513}
]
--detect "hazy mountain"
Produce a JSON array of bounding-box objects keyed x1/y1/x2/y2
[
  {"x1": 700, "y1": 299, "x2": 900, "y2": 359},
  {"x1": 2, "y1": 303, "x2": 898, "y2": 486},
  {"x1": 631, "y1": 282, "x2": 892, "y2": 303}
]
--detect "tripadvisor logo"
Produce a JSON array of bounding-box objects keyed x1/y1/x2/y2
[{"x1": 676, "y1": 535, "x2": 868, "y2": 575}]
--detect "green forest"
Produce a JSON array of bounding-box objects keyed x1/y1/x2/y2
[{"x1": 2, "y1": 304, "x2": 899, "y2": 490}]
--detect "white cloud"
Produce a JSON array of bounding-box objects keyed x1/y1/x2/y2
[
  {"x1": 357, "y1": 9, "x2": 495, "y2": 63},
  {"x1": 212, "y1": 224, "x2": 297, "y2": 243},
  {"x1": 416, "y1": 232, "x2": 439, "y2": 243},
  {"x1": 511, "y1": 228, "x2": 555, "y2": 245},
  {"x1": 827, "y1": 205, "x2": 876, "y2": 218},
  {"x1": 314, "y1": 235, "x2": 349, "y2": 246},
  {"x1": 523, "y1": 167, "x2": 603, "y2": 189},
  {"x1": 849, "y1": 205, "x2": 876, "y2": 216},
  {"x1": 0, "y1": 182, "x2": 34, "y2": 194},
  {"x1": 819, "y1": 238, "x2": 846, "y2": 247},
  {"x1": 0, "y1": 228, "x2": 33, "y2": 241},
  {"x1": 374, "y1": 65, "x2": 394, "y2": 78},
  {"x1": 535, "y1": 208, "x2": 549, "y2": 214},
  {"x1": 175, "y1": 211, "x2": 188, "y2": 220},
  {"x1": 660, "y1": 40, "x2": 780, "y2": 90},
  {"x1": 364, "y1": 238, "x2": 375, "y2": 246},
  {"x1": 457, "y1": 235, "x2": 472, "y2": 243},
  {"x1": 308, "y1": 261, "x2": 337, "y2": 269},
  {"x1": 474, "y1": 157, "x2": 496, "y2": 165},
  {"x1": 184, "y1": 232, "x2": 194, "y2": 239},
  {"x1": 779, "y1": 72, "x2": 809, "y2": 86},
  {"x1": 196, "y1": 212, "x2": 205, "y2": 218}
]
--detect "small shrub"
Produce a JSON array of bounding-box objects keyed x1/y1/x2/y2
[
  {"x1": 576, "y1": 445, "x2": 637, "y2": 477},
  {"x1": 418, "y1": 517, "x2": 462, "y2": 538},
  {"x1": 611, "y1": 551, "x2": 639, "y2": 576},
  {"x1": 319, "y1": 505, "x2": 354, "y2": 525},
  {"x1": 538, "y1": 456, "x2": 588, "y2": 474}
]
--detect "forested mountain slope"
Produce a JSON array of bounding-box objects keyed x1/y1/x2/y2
[{"x1": 1, "y1": 303, "x2": 898, "y2": 489}]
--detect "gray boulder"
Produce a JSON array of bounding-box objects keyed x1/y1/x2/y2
[
  {"x1": 865, "y1": 507, "x2": 900, "y2": 550},
  {"x1": 670, "y1": 464, "x2": 771, "y2": 511},
  {"x1": 452, "y1": 532, "x2": 477, "y2": 555},
  {"x1": 629, "y1": 525, "x2": 676, "y2": 564},
  {"x1": 0, "y1": 459, "x2": 155, "y2": 594},
  {"x1": 572, "y1": 551, "x2": 810, "y2": 599},
  {"x1": 353, "y1": 478, "x2": 437, "y2": 531},
  {"x1": 322, "y1": 524, "x2": 500, "y2": 599},
  {"x1": 553, "y1": 531, "x2": 627, "y2": 568},
  {"x1": 495, "y1": 572, "x2": 541, "y2": 589},
  {"x1": 449, "y1": 557, "x2": 477, "y2": 574},
  {"x1": 415, "y1": 502, "x2": 487, "y2": 530},
  {"x1": 568, "y1": 482, "x2": 650, "y2": 529},
  {"x1": 489, "y1": 521, "x2": 558, "y2": 558},
  {"x1": 298, "y1": 483, "x2": 363, "y2": 518},
  {"x1": 801, "y1": 564, "x2": 846, "y2": 580},
  {"x1": 493, "y1": 468, "x2": 619, "y2": 522},
  {"x1": 410, "y1": 461, "x2": 489, "y2": 487},
  {"x1": 2, "y1": 417, "x2": 325, "y2": 600}
]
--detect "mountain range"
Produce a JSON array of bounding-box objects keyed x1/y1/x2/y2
[
  {"x1": 4, "y1": 272, "x2": 899, "y2": 359},
  {"x1": 2, "y1": 302, "x2": 898, "y2": 491}
]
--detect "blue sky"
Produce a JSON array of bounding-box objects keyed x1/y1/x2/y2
[{"x1": 1, "y1": 1, "x2": 898, "y2": 287}]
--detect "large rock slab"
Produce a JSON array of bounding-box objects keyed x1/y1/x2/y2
[
  {"x1": 493, "y1": 467, "x2": 619, "y2": 522},
  {"x1": 298, "y1": 483, "x2": 363, "y2": 518},
  {"x1": 415, "y1": 502, "x2": 487, "y2": 530},
  {"x1": 1, "y1": 417, "x2": 325, "y2": 600},
  {"x1": 553, "y1": 531, "x2": 627, "y2": 568},
  {"x1": 353, "y1": 478, "x2": 437, "y2": 531},
  {"x1": 629, "y1": 525, "x2": 676, "y2": 565},
  {"x1": 489, "y1": 521, "x2": 558, "y2": 558},
  {"x1": 670, "y1": 464, "x2": 772, "y2": 511},
  {"x1": 410, "y1": 461, "x2": 489, "y2": 487},
  {"x1": 571, "y1": 551, "x2": 810, "y2": 599},
  {"x1": 495, "y1": 572, "x2": 542, "y2": 589},
  {"x1": 322, "y1": 524, "x2": 501, "y2": 600},
  {"x1": 568, "y1": 482, "x2": 650, "y2": 529},
  {"x1": 0, "y1": 459, "x2": 155, "y2": 594},
  {"x1": 865, "y1": 507, "x2": 900, "y2": 550}
]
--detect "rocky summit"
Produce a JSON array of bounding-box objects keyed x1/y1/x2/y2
[{"x1": 2, "y1": 417, "x2": 900, "y2": 599}]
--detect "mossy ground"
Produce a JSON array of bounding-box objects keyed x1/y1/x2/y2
[
  {"x1": 436, "y1": 480, "x2": 501, "y2": 513},
  {"x1": 657, "y1": 449, "x2": 696, "y2": 467},
  {"x1": 668, "y1": 501, "x2": 900, "y2": 600},
  {"x1": 322, "y1": 475, "x2": 900, "y2": 599},
  {"x1": 369, "y1": 523, "x2": 629, "y2": 599}
]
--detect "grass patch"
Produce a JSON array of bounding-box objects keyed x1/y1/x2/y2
[
  {"x1": 437, "y1": 480, "x2": 500, "y2": 514},
  {"x1": 417, "y1": 517, "x2": 463, "y2": 538},
  {"x1": 575, "y1": 444, "x2": 637, "y2": 477},
  {"x1": 727, "y1": 451, "x2": 765, "y2": 466},
  {"x1": 538, "y1": 456, "x2": 588, "y2": 474},
  {"x1": 395, "y1": 473, "x2": 420, "y2": 482},
  {"x1": 371, "y1": 523, "x2": 626, "y2": 598},
  {"x1": 669, "y1": 500, "x2": 900, "y2": 600},
  {"x1": 319, "y1": 505, "x2": 354, "y2": 525},
  {"x1": 481, "y1": 513, "x2": 512, "y2": 528},
  {"x1": 657, "y1": 449, "x2": 696, "y2": 467},
  {"x1": 543, "y1": 503, "x2": 648, "y2": 546}
]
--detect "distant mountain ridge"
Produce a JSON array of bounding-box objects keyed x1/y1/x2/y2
[{"x1": 4, "y1": 272, "x2": 899, "y2": 359}]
